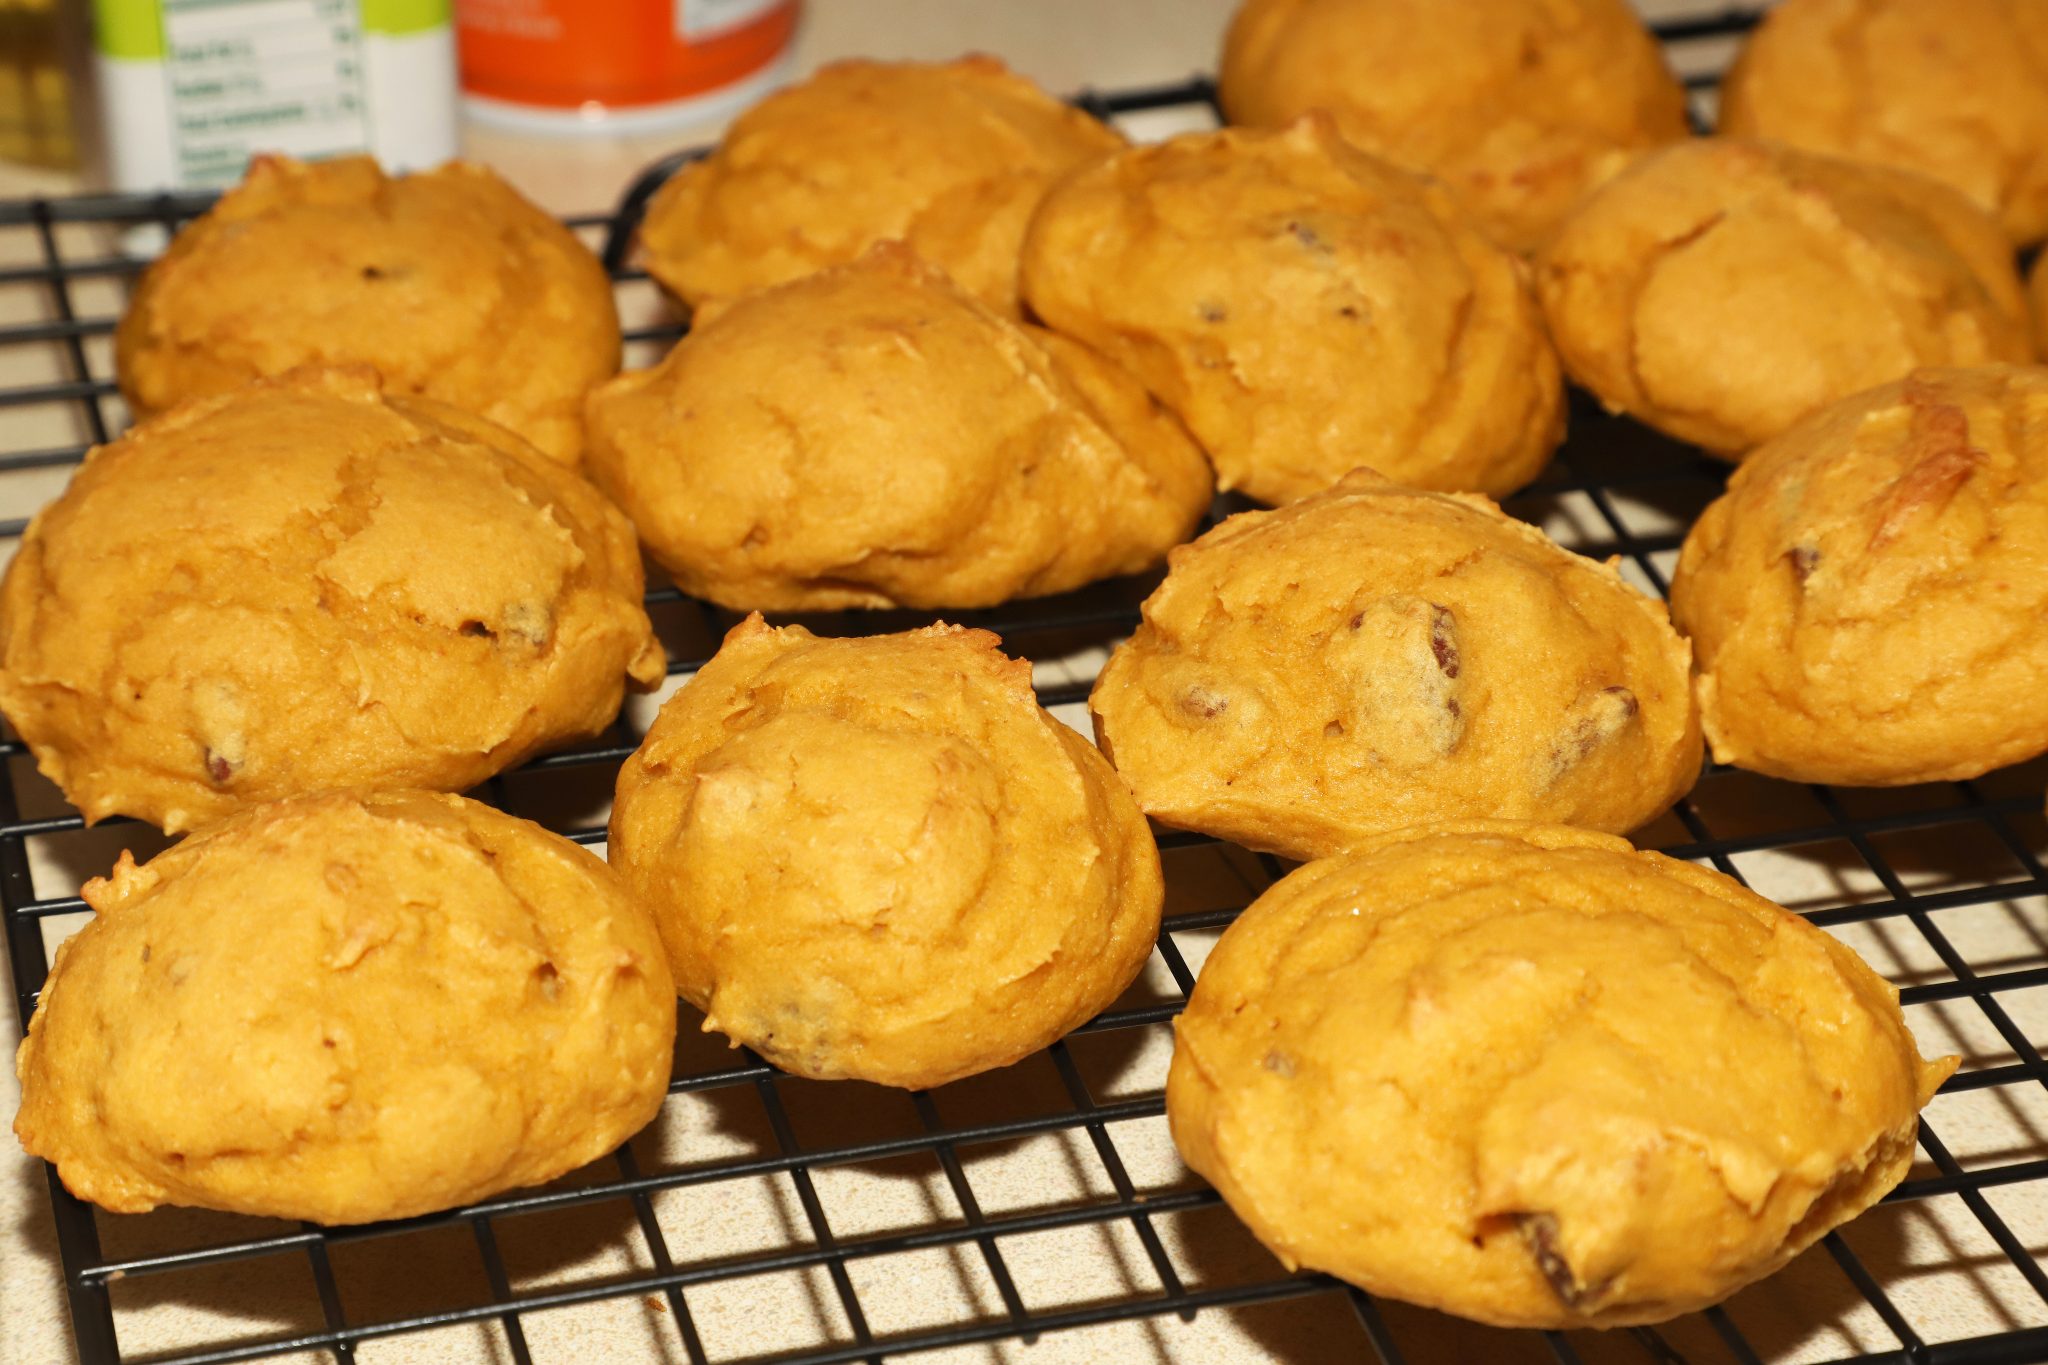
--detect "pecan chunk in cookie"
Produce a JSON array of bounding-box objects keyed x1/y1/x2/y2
[{"x1": 1090, "y1": 469, "x2": 1700, "y2": 858}]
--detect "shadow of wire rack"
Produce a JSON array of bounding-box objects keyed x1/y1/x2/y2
[{"x1": 3, "y1": 7, "x2": 2047, "y2": 1364}]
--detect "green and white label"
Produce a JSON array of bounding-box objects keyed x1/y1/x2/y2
[{"x1": 94, "y1": 0, "x2": 456, "y2": 192}]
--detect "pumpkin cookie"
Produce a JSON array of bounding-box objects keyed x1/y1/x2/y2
[
  {"x1": 1090, "y1": 470, "x2": 1699, "y2": 859},
  {"x1": 1670, "y1": 366, "x2": 2048, "y2": 785},
  {"x1": 1536, "y1": 138, "x2": 2031, "y2": 458},
  {"x1": 0, "y1": 368, "x2": 664, "y2": 832},
  {"x1": 1721, "y1": 0, "x2": 2048, "y2": 246},
  {"x1": 637, "y1": 56, "x2": 1122, "y2": 314},
  {"x1": 1220, "y1": 0, "x2": 1690, "y2": 253},
  {"x1": 116, "y1": 155, "x2": 619, "y2": 464},
  {"x1": 15, "y1": 790, "x2": 676, "y2": 1224},
  {"x1": 1020, "y1": 116, "x2": 1563, "y2": 504},
  {"x1": 585, "y1": 245, "x2": 1211, "y2": 611},
  {"x1": 608, "y1": 616, "x2": 1162, "y2": 1090},
  {"x1": 1169, "y1": 821, "x2": 1955, "y2": 1327}
]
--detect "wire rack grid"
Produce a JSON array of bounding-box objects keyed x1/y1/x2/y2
[{"x1": 1, "y1": 8, "x2": 2046, "y2": 1365}]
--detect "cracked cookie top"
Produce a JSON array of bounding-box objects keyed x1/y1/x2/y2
[
  {"x1": 584, "y1": 244, "x2": 1212, "y2": 611},
  {"x1": 1219, "y1": 0, "x2": 1690, "y2": 254},
  {"x1": 1088, "y1": 469, "x2": 1700, "y2": 859},
  {"x1": 636, "y1": 56, "x2": 1123, "y2": 316},
  {"x1": 1535, "y1": 137, "x2": 2031, "y2": 458},
  {"x1": 1167, "y1": 821, "x2": 1954, "y2": 1328},
  {"x1": 0, "y1": 367, "x2": 664, "y2": 831},
  {"x1": 1721, "y1": 0, "x2": 2048, "y2": 247},
  {"x1": 1019, "y1": 115, "x2": 1564, "y2": 505},
  {"x1": 13, "y1": 790, "x2": 676, "y2": 1224},
  {"x1": 115, "y1": 155, "x2": 620, "y2": 465},
  {"x1": 608, "y1": 614, "x2": 1162, "y2": 1090},
  {"x1": 1671, "y1": 365, "x2": 2048, "y2": 785}
]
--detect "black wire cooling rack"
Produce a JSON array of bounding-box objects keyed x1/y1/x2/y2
[{"x1": 3, "y1": 8, "x2": 2047, "y2": 1365}]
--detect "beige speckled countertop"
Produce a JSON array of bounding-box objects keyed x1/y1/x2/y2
[{"x1": 1, "y1": 3, "x2": 2044, "y2": 1364}]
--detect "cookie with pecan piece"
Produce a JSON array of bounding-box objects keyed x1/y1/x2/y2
[
  {"x1": 1671, "y1": 365, "x2": 2048, "y2": 785},
  {"x1": 1168, "y1": 821, "x2": 1954, "y2": 1327},
  {"x1": 1020, "y1": 116, "x2": 1563, "y2": 504},
  {"x1": 1088, "y1": 469, "x2": 1700, "y2": 859},
  {"x1": 0, "y1": 368, "x2": 664, "y2": 832}
]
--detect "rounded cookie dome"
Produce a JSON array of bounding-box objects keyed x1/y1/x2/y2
[
  {"x1": 1169, "y1": 821, "x2": 1953, "y2": 1327},
  {"x1": 609, "y1": 615, "x2": 1162, "y2": 1090},
  {"x1": 1721, "y1": 0, "x2": 2048, "y2": 247},
  {"x1": 115, "y1": 155, "x2": 620, "y2": 465},
  {"x1": 14, "y1": 790, "x2": 676, "y2": 1224},
  {"x1": 1220, "y1": 0, "x2": 1690, "y2": 253},
  {"x1": 0, "y1": 367, "x2": 665, "y2": 832},
  {"x1": 1089, "y1": 470, "x2": 1700, "y2": 859},
  {"x1": 585, "y1": 245, "x2": 1211, "y2": 611},
  {"x1": 1535, "y1": 138, "x2": 2031, "y2": 458},
  {"x1": 1671, "y1": 366, "x2": 2048, "y2": 785},
  {"x1": 637, "y1": 56, "x2": 1123, "y2": 315},
  {"x1": 1021, "y1": 116, "x2": 1563, "y2": 505}
]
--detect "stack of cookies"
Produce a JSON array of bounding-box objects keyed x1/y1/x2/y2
[{"x1": 8, "y1": 0, "x2": 2036, "y2": 1340}]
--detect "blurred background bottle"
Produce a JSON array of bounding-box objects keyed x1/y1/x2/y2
[
  {"x1": 456, "y1": 0, "x2": 800, "y2": 135},
  {"x1": 0, "y1": 0, "x2": 77, "y2": 169}
]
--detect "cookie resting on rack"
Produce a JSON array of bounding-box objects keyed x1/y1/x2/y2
[
  {"x1": 1088, "y1": 470, "x2": 1700, "y2": 860},
  {"x1": 1671, "y1": 366, "x2": 2048, "y2": 786},
  {"x1": 1720, "y1": 0, "x2": 2048, "y2": 247},
  {"x1": 608, "y1": 615, "x2": 1162, "y2": 1090},
  {"x1": 584, "y1": 244, "x2": 1212, "y2": 611},
  {"x1": 1168, "y1": 821, "x2": 1955, "y2": 1328},
  {"x1": 1019, "y1": 115, "x2": 1563, "y2": 505},
  {"x1": 0, "y1": 367, "x2": 665, "y2": 833},
  {"x1": 636, "y1": 55, "x2": 1123, "y2": 315},
  {"x1": 1535, "y1": 138, "x2": 2031, "y2": 459},
  {"x1": 1219, "y1": 0, "x2": 1689, "y2": 254},
  {"x1": 14, "y1": 790, "x2": 676, "y2": 1225},
  {"x1": 115, "y1": 154, "x2": 620, "y2": 465}
]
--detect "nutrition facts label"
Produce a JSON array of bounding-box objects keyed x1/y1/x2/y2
[{"x1": 160, "y1": 0, "x2": 371, "y2": 187}]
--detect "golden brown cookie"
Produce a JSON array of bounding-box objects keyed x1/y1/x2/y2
[
  {"x1": 0, "y1": 368, "x2": 665, "y2": 833},
  {"x1": 1219, "y1": 0, "x2": 1690, "y2": 253},
  {"x1": 14, "y1": 790, "x2": 676, "y2": 1225},
  {"x1": 1670, "y1": 366, "x2": 2048, "y2": 786},
  {"x1": 1090, "y1": 471, "x2": 1699, "y2": 859},
  {"x1": 1721, "y1": 0, "x2": 2048, "y2": 247},
  {"x1": 115, "y1": 155, "x2": 619, "y2": 465},
  {"x1": 1536, "y1": 138, "x2": 2032, "y2": 458},
  {"x1": 585, "y1": 245, "x2": 1212, "y2": 611},
  {"x1": 637, "y1": 56, "x2": 1122, "y2": 314},
  {"x1": 1020, "y1": 116, "x2": 1564, "y2": 505},
  {"x1": 1169, "y1": 821, "x2": 1955, "y2": 1328},
  {"x1": 609, "y1": 615, "x2": 1162, "y2": 1090}
]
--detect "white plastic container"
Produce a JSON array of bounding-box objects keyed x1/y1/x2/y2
[{"x1": 93, "y1": 0, "x2": 460, "y2": 192}]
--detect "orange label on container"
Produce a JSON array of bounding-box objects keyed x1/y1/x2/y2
[{"x1": 456, "y1": 0, "x2": 798, "y2": 111}]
